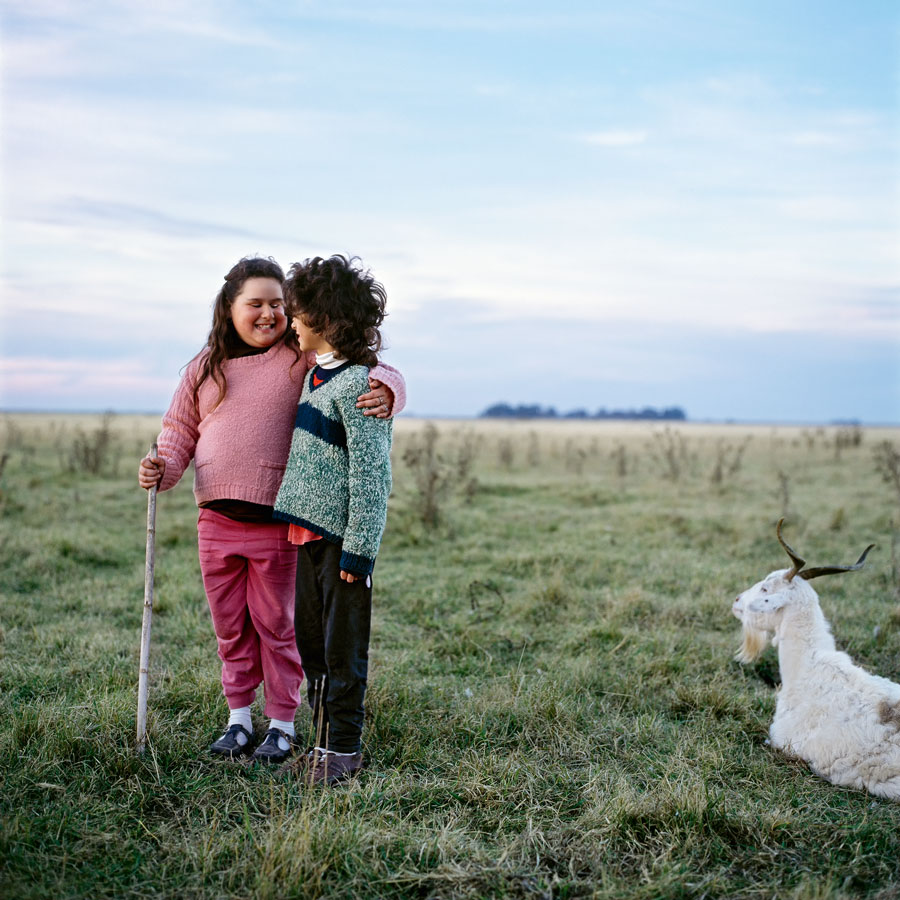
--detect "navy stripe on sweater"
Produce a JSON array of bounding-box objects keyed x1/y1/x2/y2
[{"x1": 294, "y1": 402, "x2": 347, "y2": 449}]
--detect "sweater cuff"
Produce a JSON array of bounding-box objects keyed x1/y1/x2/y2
[
  {"x1": 156, "y1": 454, "x2": 182, "y2": 492},
  {"x1": 371, "y1": 362, "x2": 406, "y2": 417},
  {"x1": 339, "y1": 549, "x2": 375, "y2": 577}
]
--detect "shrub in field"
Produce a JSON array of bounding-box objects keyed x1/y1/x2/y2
[
  {"x1": 890, "y1": 527, "x2": 900, "y2": 606},
  {"x1": 61, "y1": 411, "x2": 118, "y2": 476},
  {"x1": 564, "y1": 438, "x2": 586, "y2": 475},
  {"x1": 873, "y1": 441, "x2": 900, "y2": 511},
  {"x1": 453, "y1": 428, "x2": 481, "y2": 499},
  {"x1": 497, "y1": 435, "x2": 515, "y2": 470},
  {"x1": 399, "y1": 422, "x2": 479, "y2": 527},
  {"x1": 526, "y1": 430, "x2": 541, "y2": 468},
  {"x1": 710, "y1": 436, "x2": 752, "y2": 486},
  {"x1": 611, "y1": 442, "x2": 628, "y2": 479},
  {"x1": 776, "y1": 469, "x2": 792, "y2": 521},
  {"x1": 400, "y1": 422, "x2": 448, "y2": 527},
  {"x1": 3, "y1": 415, "x2": 27, "y2": 451},
  {"x1": 832, "y1": 425, "x2": 864, "y2": 462},
  {"x1": 647, "y1": 427, "x2": 691, "y2": 481}
]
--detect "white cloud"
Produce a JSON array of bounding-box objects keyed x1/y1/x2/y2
[
  {"x1": 1, "y1": 34, "x2": 91, "y2": 79},
  {"x1": 280, "y1": 6, "x2": 648, "y2": 34},
  {"x1": 580, "y1": 130, "x2": 648, "y2": 147},
  {"x1": 0, "y1": 356, "x2": 178, "y2": 407},
  {"x1": 1, "y1": 0, "x2": 283, "y2": 48},
  {"x1": 474, "y1": 83, "x2": 513, "y2": 98},
  {"x1": 786, "y1": 131, "x2": 845, "y2": 147},
  {"x1": 703, "y1": 73, "x2": 774, "y2": 100},
  {"x1": 777, "y1": 195, "x2": 862, "y2": 222}
]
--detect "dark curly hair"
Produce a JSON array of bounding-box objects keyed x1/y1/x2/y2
[
  {"x1": 193, "y1": 256, "x2": 301, "y2": 410},
  {"x1": 284, "y1": 255, "x2": 386, "y2": 367}
]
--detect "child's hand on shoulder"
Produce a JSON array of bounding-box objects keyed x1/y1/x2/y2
[{"x1": 357, "y1": 377, "x2": 393, "y2": 419}]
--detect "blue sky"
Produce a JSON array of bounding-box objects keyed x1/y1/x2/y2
[{"x1": 1, "y1": 0, "x2": 898, "y2": 422}]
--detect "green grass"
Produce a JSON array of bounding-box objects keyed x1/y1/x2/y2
[{"x1": 1, "y1": 414, "x2": 899, "y2": 899}]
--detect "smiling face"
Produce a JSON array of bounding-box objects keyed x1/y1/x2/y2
[{"x1": 229, "y1": 277, "x2": 287, "y2": 349}]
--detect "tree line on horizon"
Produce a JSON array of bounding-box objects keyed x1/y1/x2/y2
[{"x1": 479, "y1": 403, "x2": 687, "y2": 421}]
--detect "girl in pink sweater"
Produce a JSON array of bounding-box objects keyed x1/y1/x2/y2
[{"x1": 137, "y1": 256, "x2": 405, "y2": 764}]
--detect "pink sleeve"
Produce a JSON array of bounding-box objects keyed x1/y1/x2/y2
[
  {"x1": 156, "y1": 358, "x2": 202, "y2": 492},
  {"x1": 370, "y1": 361, "x2": 406, "y2": 416}
]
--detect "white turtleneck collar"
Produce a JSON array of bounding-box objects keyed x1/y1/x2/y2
[{"x1": 315, "y1": 350, "x2": 345, "y2": 369}]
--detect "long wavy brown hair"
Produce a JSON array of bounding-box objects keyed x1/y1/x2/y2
[
  {"x1": 192, "y1": 256, "x2": 301, "y2": 411},
  {"x1": 284, "y1": 255, "x2": 386, "y2": 367}
]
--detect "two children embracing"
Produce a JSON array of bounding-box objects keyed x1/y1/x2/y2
[{"x1": 139, "y1": 254, "x2": 397, "y2": 785}]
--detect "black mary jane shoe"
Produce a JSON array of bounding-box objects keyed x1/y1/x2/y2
[
  {"x1": 209, "y1": 724, "x2": 254, "y2": 759},
  {"x1": 248, "y1": 728, "x2": 297, "y2": 765}
]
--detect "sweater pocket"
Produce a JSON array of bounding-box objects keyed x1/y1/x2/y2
[{"x1": 258, "y1": 460, "x2": 287, "y2": 495}]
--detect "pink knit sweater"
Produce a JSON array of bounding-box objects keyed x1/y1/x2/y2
[{"x1": 156, "y1": 341, "x2": 406, "y2": 506}]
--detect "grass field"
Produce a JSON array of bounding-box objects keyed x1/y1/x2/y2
[{"x1": 1, "y1": 413, "x2": 899, "y2": 899}]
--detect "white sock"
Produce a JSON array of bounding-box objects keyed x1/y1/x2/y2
[
  {"x1": 269, "y1": 718, "x2": 295, "y2": 737},
  {"x1": 314, "y1": 745, "x2": 357, "y2": 757},
  {"x1": 227, "y1": 706, "x2": 253, "y2": 745},
  {"x1": 269, "y1": 718, "x2": 295, "y2": 751}
]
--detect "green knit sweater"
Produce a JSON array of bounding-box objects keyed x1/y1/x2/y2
[{"x1": 273, "y1": 362, "x2": 393, "y2": 576}]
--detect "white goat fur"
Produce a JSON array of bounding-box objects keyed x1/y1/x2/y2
[{"x1": 733, "y1": 567, "x2": 900, "y2": 801}]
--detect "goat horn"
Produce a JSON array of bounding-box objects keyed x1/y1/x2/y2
[
  {"x1": 775, "y1": 517, "x2": 806, "y2": 581},
  {"x1": 799, "y1": 544, "x2": 876, "y2": 580}
]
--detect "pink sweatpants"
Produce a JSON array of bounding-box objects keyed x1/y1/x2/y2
[{"x1": 197, "y1": 508, "x2": 303, "y2": 720}]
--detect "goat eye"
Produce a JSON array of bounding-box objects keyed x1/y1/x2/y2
[{"x1": 764, "y1": 598, "x2": 769, "y2": 603}]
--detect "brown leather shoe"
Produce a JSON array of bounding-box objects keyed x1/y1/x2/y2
[{"x1": 308, "y1": 750, "x2": 364, "y2": 785}]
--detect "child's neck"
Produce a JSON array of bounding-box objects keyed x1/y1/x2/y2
[
  {"x1": 313, "y1": 339, "x2": 336, "y2": 354},
  {"x1": 230, "y1": 340, "x2": 272, "y2": 359},
  {"x1": 315, "y1": 348, "x2": 344, "y2": 369}
]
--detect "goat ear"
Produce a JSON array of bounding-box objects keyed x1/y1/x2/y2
[{"x1": 745, "y1": 591, "x2": 789, "y2": 615}]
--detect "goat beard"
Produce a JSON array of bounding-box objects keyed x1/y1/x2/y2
[{"x1": 736, "y1": 622, "x2": 770, "y2": 663}]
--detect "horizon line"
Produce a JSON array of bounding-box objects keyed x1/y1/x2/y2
[{"x1": 2, "y1": 409, "x2": 898, "y2": 428}]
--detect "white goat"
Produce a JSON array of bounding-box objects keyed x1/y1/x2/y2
[{"x1": 732, "y1": 519, "x2": 900, "y2": 801}]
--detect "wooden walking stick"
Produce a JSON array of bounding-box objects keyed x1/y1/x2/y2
[{"x1": 136, "y1": 442, "x2": 158, "y2": 753}]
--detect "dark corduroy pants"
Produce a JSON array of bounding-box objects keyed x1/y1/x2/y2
[{"x1": 294, "y1": 540, "x2": 372, "y2": 753}]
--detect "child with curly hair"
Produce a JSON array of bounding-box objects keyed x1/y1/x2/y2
[{"x1": 273, "y1": 254, "x2": 393, "y2": 784}]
